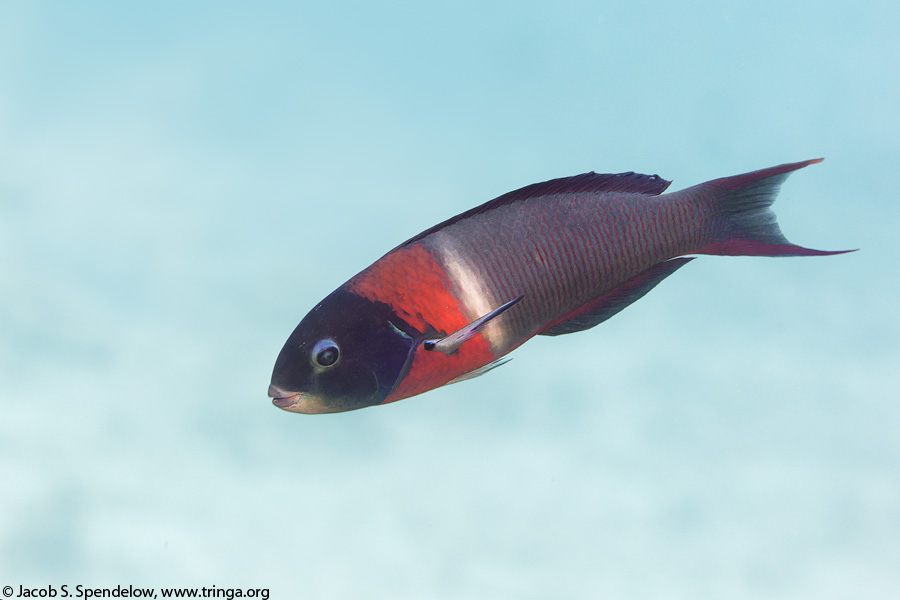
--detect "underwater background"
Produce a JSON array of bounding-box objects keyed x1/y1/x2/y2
[{"x1": 1, "y1": 1, "x2": 897, "y2": 598}]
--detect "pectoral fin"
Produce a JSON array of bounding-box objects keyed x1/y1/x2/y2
[{"x1": 424, "y1": 295, "x2": 524, "y2": 355}]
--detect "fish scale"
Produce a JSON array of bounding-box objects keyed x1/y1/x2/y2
[{"x1": 424, "y1": 192, "x2": 694, "y2": 354}]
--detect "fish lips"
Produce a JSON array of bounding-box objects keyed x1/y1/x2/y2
[
  {"x1": 267, "y1": 384, "x2": 343, "y2": 414},
  {"x1": 268, "y1": 384, "x2": 302, "y2": 410}
]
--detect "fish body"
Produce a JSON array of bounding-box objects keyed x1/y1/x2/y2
[{"x1": 269, "y1": 159, "x2": 849, "y2": 414}]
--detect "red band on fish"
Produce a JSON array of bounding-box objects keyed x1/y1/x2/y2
[{"x1": 344, "y1": 243, "x2": 496, "y2": 403}]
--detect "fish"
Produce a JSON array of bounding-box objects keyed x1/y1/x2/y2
[{"x1": 268, "y1": 158, "x2": 851, "y2": 414}]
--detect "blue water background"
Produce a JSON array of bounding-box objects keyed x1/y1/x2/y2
[{"x1": 1, "y1": 1, "x2": 897, "y2": 598}]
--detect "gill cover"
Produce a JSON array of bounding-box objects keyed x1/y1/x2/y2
[{"x1": 270, "y1": 289, "x2": 418, "y2": 413}]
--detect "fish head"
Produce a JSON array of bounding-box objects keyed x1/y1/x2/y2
[{"x1": 268, "y1": 288, "x2": 418, "y2": 414}]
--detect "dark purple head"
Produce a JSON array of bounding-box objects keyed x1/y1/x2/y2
[{"x1": 268, "y1": 289, "x2": 419, "y2": 414}]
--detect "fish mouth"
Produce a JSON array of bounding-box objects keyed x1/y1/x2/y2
[
  {"x1": 268, "y1": 384, "x2": 334, "y2": 414},
  {"x1": 268, "y1": 384, "x2": 302, "y2": 409}
]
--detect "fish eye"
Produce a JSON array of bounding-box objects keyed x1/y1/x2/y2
[{"x1": 311, "y1": 339, "x2": 340, "y2": 368}]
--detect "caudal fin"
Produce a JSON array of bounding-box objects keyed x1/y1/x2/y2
[{"x1": 696, "y1": 158, "x2": 854, "y2": 257}]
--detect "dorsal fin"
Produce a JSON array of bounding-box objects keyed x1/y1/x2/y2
[
  {"x1": 493, "y1": 171, "x2": 672, "y2": 201},
  {"x1": 398, "y1": 171, "x2": 672, "y2": 249}
]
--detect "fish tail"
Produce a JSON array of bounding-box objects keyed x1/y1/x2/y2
[{"x1": 694, "y1": 158, "x2": 854, "y2": 257}]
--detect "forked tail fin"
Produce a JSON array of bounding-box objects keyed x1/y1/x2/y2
[{"x1": 695, "y1": 158, "x2": 854, "y2": 257}]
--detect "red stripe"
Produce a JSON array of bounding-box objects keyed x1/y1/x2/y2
[{"x1": 344, "y1": 243, "x2": 497, "y2": 404}]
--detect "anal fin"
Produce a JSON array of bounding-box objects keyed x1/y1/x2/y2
[{"x1": 539, "y1": 257, "x2": 694, "y2": 336}]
